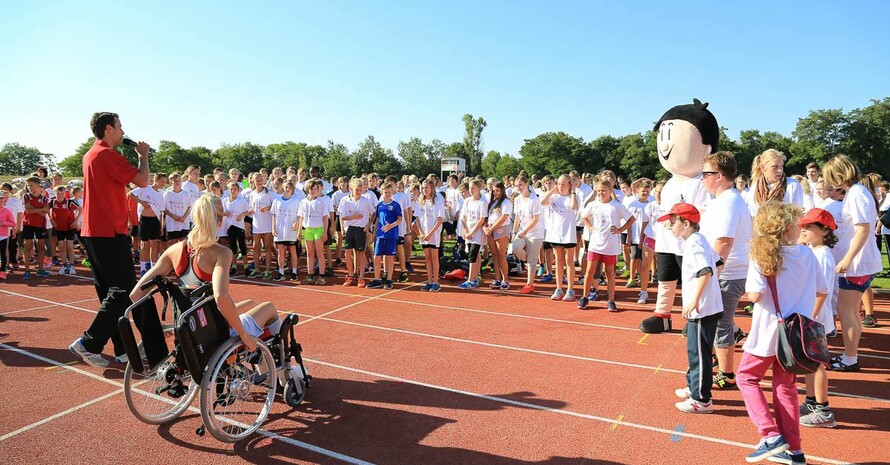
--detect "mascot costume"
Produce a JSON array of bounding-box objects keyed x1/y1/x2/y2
[{"x1": 639, "y1": 99, "x2": 718, "y2": 334}]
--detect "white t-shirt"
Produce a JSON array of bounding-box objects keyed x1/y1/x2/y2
[
  {"x1": 362, "y1": 190, "x2": 379, "y2": 207},
  {"x1": 626, "y1": 198, "x2": 651, "y2": 245},
  {"x1": 575, "y1": 190, "x2": 593, "y2": 227},
  {"x1": 643, "y1": 201, "x2": 660, "y2": 239},
  {"x1": 488, "y1": 198, "x2": 513, "y2": 230},
  {"x1": 880, "y1": 195, "x2": 890, "y2": 236},
  {"x1": 6, "y1": 197, "x2": 23, "y2": 231},
  {"x1": 743, "y1": 245, "x2": 830, "y2": 357},
  {"x1": 833, "y1": 183, "x2": 882, "y2": 277},
  {"x1": 544, "y1": 194, "x2": 578, "y2": 245},
  {"x1": 700, "y1": 189, "x2": 752, "y2": 281},
  {"x1": 653, "y1": 176, "x2": 710, "y2": 255},
  {"x1": 513, "y1": 195, "x2": 546, "y2": 240},
  {"x1": 444, "y1": 187, "x2": 462, "y2": 222},
  {"x1": 131, "y1": 186, "x2": 165, "y2": 218},
  {"x1": 338, "y1": 195, "x2": 374, "y2": 229},
  {"x1": 223, "y1": 195, "x2": 249, "y2": 230},
  {"x1": 163, "y1": 189, "x2": 192, "y2": 232},
  {"x1": 811, "y1": 245, "x2": 837, "y2": 330},
  {"x1": 250, "y1": 189, "x2": 274, "y2": 234},
  {"x1": 681, "y1": 232, "x2": 724, "y2": 319},
  {"x1": 272, "y1": 195, "x2": 301, "y2": 242},
  {"x1": 297, "y1": 196, "x2": 329, "y2": 229},
  {"x1": 392, "y1": 191, "x2": 412, "y2": 237},
  {"x1": 331, "y1": 190, "x2": 349, "y2": 217},
  {"x1": 416, "y1": 197, "x2": 445, "y2": 246},
  {"x1": 819, "y1": 197, "x2": 846, "y2": 263},
  {"x1": 181, "y1": 180, "x2": 201, "y2": 204},
  {"x1": 745, "y1": 177, "x2": 807, "y2": 217},
  {"x1": 461, "y1": 197, "x2": 489, "y2": 245},
  {"x1": 580, "y1": 199, "x2": 632, "y2": 256}
]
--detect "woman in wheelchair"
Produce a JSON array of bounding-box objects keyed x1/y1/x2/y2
[{"x1": 131, "y1": 193, "x2": 282, "y2": 352}]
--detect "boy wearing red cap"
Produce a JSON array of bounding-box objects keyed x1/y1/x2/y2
[
  {"x1": 797, "y1": 207, "x2": 839, "y2": 428},
  {"x1": 662, "y1": 203, "x2": 723, "y2": 413}
]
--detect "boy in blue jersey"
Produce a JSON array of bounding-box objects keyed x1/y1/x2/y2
[{"x1": 367, "y1": 182, "x2": 402, "y2": 289}]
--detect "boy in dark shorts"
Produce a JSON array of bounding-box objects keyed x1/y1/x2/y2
[
  {"x1": 366, "y1": 182, "x2": 402, "y2": 289},
  {"x1": 50, "y1": 185, "x2": 80, "y2": 275},
  {"x1": 22, "y1": 177, "x2": 50, "y2": 279}
]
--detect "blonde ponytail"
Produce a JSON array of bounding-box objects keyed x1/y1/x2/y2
[{"x1": 187, "y1": 194, "x2": 223, "y2": 252}]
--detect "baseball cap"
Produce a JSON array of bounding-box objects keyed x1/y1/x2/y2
[
  {"x1": 657, "y1": 202, "x2": 701, "y2": 224},
  {"x1": 798, "y1": 208, "x2": 837, "y2": 231}
]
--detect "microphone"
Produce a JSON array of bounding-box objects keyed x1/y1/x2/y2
[{"x1": 122, "y1": 137, "x2": 156, "y2": 154}]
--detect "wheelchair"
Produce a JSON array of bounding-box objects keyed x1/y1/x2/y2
[{"x1": 118, "y1": 275, "x2": 311, "y2": 442}]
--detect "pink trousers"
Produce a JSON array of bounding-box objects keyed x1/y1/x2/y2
[{"x1": 737, "y1": 351, "x2": 802, "y2": 451}]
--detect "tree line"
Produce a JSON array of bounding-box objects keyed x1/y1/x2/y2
[{"x1": 2, "y1": 98, "x2": 888, "y2": 181}]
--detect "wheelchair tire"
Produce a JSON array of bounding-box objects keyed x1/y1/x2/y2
[
  {"x1": 283, "y1": 377, "x2": 307, "y2": 407},
  {"x1": 123, "y1": 326, "x2": 197, "y2": 425},
  {"x1": 199, "y1": 336, "x2": 276, "y2": 443}
]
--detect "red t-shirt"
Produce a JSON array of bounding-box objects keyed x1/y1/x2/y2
[
  {"x1": 127, "y1": 195, "x2": 139, "y2": 226},
  {"x1": 51, "y1": 198, "x2": 79, "y2": 231},
  {"x1": 81, "y1": 140, "x2": 140, "y2": 237},
  {"x1": 22, "y1": 191, "x2": 50, "y2": 228}
]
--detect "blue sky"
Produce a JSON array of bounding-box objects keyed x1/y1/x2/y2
[{"x1": 1, "y1": 1, "x2": 888, "y2": 165}]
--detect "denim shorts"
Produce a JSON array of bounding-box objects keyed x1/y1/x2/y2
[{"x1": 838, "y1": 275, "x2": 874, "y2": 293}]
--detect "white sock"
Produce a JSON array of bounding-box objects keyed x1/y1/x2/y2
[
  {"x1": 291, "y1": 268, "x2": 298, "y2": 274},
  {"x1": 278, "y1": 268, "x2": 285, "y2": 274},
  {"x1": 840, "y1": 354, "x2": 858, "y2": 365}
]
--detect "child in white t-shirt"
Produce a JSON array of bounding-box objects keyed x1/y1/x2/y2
[
  {"x1": 577, "y1": 180, "x2": 634, "y2": 311},
  {"x1": 458, "y1": 179, "x2": 489, "y2": 289},
  {"x1": 661, "y1": 203, "x2": 722, "y2": 415},
  {"x1": 625, "y1": 179, "x2": 652, "y2": 289},
  {"x1": 797, "y1": 208, "x2": 839, "y2": 428},
  {"x1": 738, "y1": 203, "x2": 829, "y2": 465},
  {"x1": 272, "y1": 181, "x2": 301, "y2": 281},
  {"x1": 416, "y1": 180, "x2": 444, "y2": 291},
  {"x1": 541, "y1": 175, "x2": 579, "y2": 301}
]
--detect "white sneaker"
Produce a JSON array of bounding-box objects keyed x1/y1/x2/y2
[
  {"x1": 675, "y1": 397, "x2": 714, "y2": 414},
  {"x1": 637, "y1": 291, "x2": 648, "y2": 304},
  {"x1": 68, "y1": 338, "x2": 109, "y2": 368},
  {"x1": 67, "y1": 265, "x2": 76, "y2": 276},
  {"x1": 675, "y1": 387, "x2": 691, "y2": 399},
  {"x1": 56, "y1": 266, "x2": 67, "y2": 276}
]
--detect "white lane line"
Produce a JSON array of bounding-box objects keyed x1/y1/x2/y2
[
  {"x1": 0, "y1": 298, "x2": 96, "y2": 316},
  {"x1": 0, "y1": 390, "x2": 121, "y2": 441},
  {"x1": 0, "y1": 343, "x2": 378, "y2": 465},
  {"x1": 4, "y1": 290, "x2": 890, "y2": 403},
  {"x1": 298, "y1": 284, "x2": 419, "y2": 326},
  {"x1": 307, "y1": 358, "x2": 853, "y2": 465},
  {"x1": 0, "y1": 289, "x2": 98, "y2": 314}
]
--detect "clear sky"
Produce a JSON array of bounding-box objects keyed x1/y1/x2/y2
[{"x1": 2, "y1": 0, "x2": 889, "y2": 165}]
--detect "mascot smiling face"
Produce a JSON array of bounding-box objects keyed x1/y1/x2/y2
[{"x1": 653, "y1": 99, "x2": 719, "y2": 180}]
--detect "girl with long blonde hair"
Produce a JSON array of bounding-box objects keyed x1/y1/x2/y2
[{"x1": 747, "y1": 149, "x2": 806, "y2": 217}]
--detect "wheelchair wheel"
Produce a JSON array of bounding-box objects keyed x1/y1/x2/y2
[
  {"x1": 123, "y1": 326, "x2": 197, "y2": 425},
  {"x1": 283, "y1": 377, "x2": 307, "y2": 407},
  {"x1": 199, "y1": 337, "x2": 276, "y2": 443}
]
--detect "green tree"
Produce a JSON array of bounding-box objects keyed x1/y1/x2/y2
[
  {"x1": 616, "y1": 133, "x2": 664, "y2": 181},
  {"x1": 518, "y1": 132, "x2": 589, "y2": 177},
  {"x1": 588, "y1": 135, "x2": 618, "y2": 174},
  {"x1": 843, "y1": 97, "x2": 890, "y2": 175},
  {"x1": 151, "y1": 140, "x2": 187, "y2": 174},
  {"x1": 790, "y1": 108, "x2": 848, "y2": 170},
  {"x1": 58, "y1": 137, "x2": 95, "y2": 176},
  {"x1": 462, "y1": 114, "x2": 487, "y2": 175},
  {"x1": 735, "y1": 129, "x2": 794, "y2": 177},
  {"x1": 494, "y1": 154, "x2": 521, "y2": 179},
  {"x1": 264, "y1": 142, "x2": 325, "y2": 170},
  {"x1": 481, "y1": 150, "x2": 501, "y2": 178},
  {"x1": 351, "y1": 136, "x2": 402, "y2": 176},
  {"x1": 212, "y1": 142, "x2": 265, "y2": 173},
  {"x1": 322, "y1": 141, "x2": 352, "y2": 178},
  {"x1": 398, "y1": 137, "x2": 443, "y2": 178},
  {"x1": 0, "y1": 143, "x2": 56, "y2": 175}
]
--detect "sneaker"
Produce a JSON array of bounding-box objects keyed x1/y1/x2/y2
[
  {"x1": 550, "y1": 288, "x2": 565, "y2": 301},
  {"x1": 562, "y1": 289, "x2": 576, "y2": 301},
  {"x1": 675, "y1": 387, "x2": 691, "y2": 399},
  {"x1": 469, "y1": 279, "x2": 480, "y2": 289},
  {"x1": 587, "y1": 290, "x2": 599, "y2": 302},
  {"x1": 863, "y1": 314, "x2": 878, "y2": 327},
  {"x1": 458, "y1": 280, "x2": 475, "y2": 289},
  {"x1": 429, "y1": 283, "x2": 441, "y2": 292},
  {"x1": 500, "y1": 281, "x2": 509, "y2": 290},
  {"x1": 637, "y1": 291, "x2": 648, "y2": 304},
  {"x1": 734, "y1": 327, "x2": 747, "y2": 345},
  {"x1": 357, "y1": 278, "x2": 366, "y2": 288},
  {"x1": 599, "y1": 276, "x2": 607, "y2": 286},
  {"x1": 334, "y1": 258, "x2": 343, "y2": 267},
  {"x1": 302, "y1": 275, "x2": 317, "y2": 285},
  {"x1": 766, "y1": 451, "x2": 807, "y2": 465},
  {"x1": 67, "y1": 265, "x2": 77, "y2": 276},
  {"x1": 744, "y1": 304, "x2": 754, "y2": 314},
  {"x1": 536, "y1": 265, "x2": 544, "y2": 277},
  {"x1": 799, "y1": 401, "x2": 815, "y2": 417},
  {"x1": 826, "y1": 329, "x2": 837, "y2": 338},
  {"x1": 343, "y1": 276, "x2": 355, "y2": 287},
  {"x1": 577, "y1": 296, "x2": 589, "y2": 309},
  {"x1": 68, "y1": 338, "x2": 109, "y2": 368},
  {"x1": 36, "y1": 269, "x2": 50, "y2": 277},
  {"x1": 316, "y1": 276, "x2": 326, "y2": 285},
  {"x1": 23, "y1": 271, "x2": 31, "y2": 280},
  {"x1": 273, "y1": 271, "x2": 286, "y2": 281},
  {"x1": 382, "y1": 279, "x2": 392, "y2": 289},
  {"x1": 398, "y1": 271, "x2": 409, "y2": 283},
  {"x1": 262, "y1": 271, "x2": 272, "y2": 279},
  {"x1": 366, "y1": 279, "x2": 383, "y2": 289},
  {"x1": 0, "y1": 271, "x2": 6, "y2": 280},
  {"x1": 829, "y1": 359, "x2": 860, "y2": 372},
  {"x1": 247, "y1": 269, "x2": 262, "y2": 278},
  {"x1": 799, "y1": 404, "x2": 837, "y2": 428},
  {"x1": 56, "y1": 266, "x2": 67, "y2": 276},
  {"x1": 519, "y1": 284, "x2": 534, "y2": 294},
  {"x1": 324, "y1": 266, "x2": 335, "y2": 277},
  {"x1": 490, "y1": 280, "x2": 502, "y2": 289},
  {"x1": 540, "y1": 274, "x2": 554, "y2": 284},
  {"x1": 421, "y1": 282, "x2": 433, "y2": 291},
  {"x1": 746, "y1": 436, "x2": 789, "y2": 463},
  {"x1": 406, "y1": 263, "x2": 415, "y2": 273},
  {"x1": 675, "y1": 397, "x2": 714, "y2": 414},
  {"x1": 114, "y1": 353, "x2": 129, "y2": 364},
  {"x1": 625, "y1": 279, "x2": 638, "y2": 288},
  {"x1": 607, "y1": 301, "x2": 618, "y2": 312},
  {"x1": 81, "y1": 258, "x2": 91, "y2": 269},
  {"x1": 52, "y1": 257, "x2": 61, "y2": 266},
  {"x1": 713, "y1": 371, "x2": 737, "y2": 390}
]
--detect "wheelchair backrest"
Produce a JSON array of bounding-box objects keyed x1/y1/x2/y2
[{"x1": 174, "y1": 286, "x2": 230, "y2": 384}]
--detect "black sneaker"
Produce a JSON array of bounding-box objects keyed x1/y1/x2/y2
[
  {"x1": 366, "y1": 279, "x2": 384, "y2": 289},
  {"x1": 324, "y1": 266, "x2": 334, "y2": 277},
  {"x1": 577, "y1": 296, "x2": 589, "y2": 309},
  {"x1": 734, "y1": 327, "x2": 747, "y2": 345},
  {"x1": 273, "y1": 271, "x2": 286, "y2": 282},
  {"x1": 289, "y1": 272, "x2": 298, "y2": 281},
  {"x1": 607, "y1": 301, "x2": 618, "y2": 312},
  {"x1": 384, "y1": 280, "x2": 393, "y2": 289},
  {"x1": 398, "y1": 271, "x2": 409, "y2": 283}
]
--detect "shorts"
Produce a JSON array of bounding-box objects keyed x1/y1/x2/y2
[
  {"x1": 642, "y1": 237, "x2": 656, "y2": 251},
  {"x1": 129, "y1": 225, "x2": 139, "y2": 238},
  {"x1": 375, "y1": 237, "x2": 397, "y2": 256},
  {"x1": 344, "y1": 226, "x2": 368, "y2": 251},
  {"x1": 443, "y1": 221, "x2": 457, "y2": 235},
  {"x1": 303, "y1": 226, "x2": 324, "y2": 242},
  {"x1": 715, "y1": 278, "x2": 747, "y2": 348},
  {"x1": 421, "y1": 244, "x2": 439, "y2": 249},
  {"x1": 550, "y1": 242, "x2": 577, "y2": 249},
  {"x1": 576, "y1": 226, "x2": 584, "y2": 236},
  {"x1": 275, "y1": 240, "x2": 298, "y2": 246},
  {"x1": 491, "y1": 225, "x2": 511, "y2": 241},
  {"x1": 466, "y1": 243, "x2": 482, "y2": 261},
  {"x1": 138, "y1": 216, "x2": 162, "y2": 241},
  {"x1": 397, "y1": 236, "x2": 406, "y2": 245},
  {"x1": 629, "y1": 244, "x2": 643, "y2": 260},
  {"x1": 167, "y1": 230, "x2": 189, "y2": 240},
  {"x1": 325, "y1": 221, "x2": 336, "y2": 246},
  {"x1": 55, "y1": 229, "x2": 75, "y2": 241},
  {"x1": 838, "y1": 275, "x2": 874, "y2": 293},
  {"x1": 244, "y1": 216, "x2": 253, "y2": 225},
  {"x1": 21, "y1": 225, "x2": 48, "y2": 241},
  {"x1": 334, "y1": 215, "x2": 342, "y2": 232},
  {"x1": 229, "y1": 313, "x2": 264, "y2": 339},
  {"x1": 620, "y1": 232, "x2": 628, "y2": 245},
  {"x1": 542, "y1": 241, "x2": 554, "y2": 250},
  {"x1": 656, "y1": 252, "x2": 683, "y2": 282},
  {"x1": 586, "y1": 251, "x2": 617, "y2": 265}
]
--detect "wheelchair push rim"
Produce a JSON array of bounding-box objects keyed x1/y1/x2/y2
[
  {"x1": 199, "y1": 336, "x2": 277, "y2": 443},
  {"x1": 123, "y1": 327, "x2": 197, "y2": 425}
]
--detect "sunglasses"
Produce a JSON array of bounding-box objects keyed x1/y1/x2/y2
[{"x1": 701, "y1": 171, "x2": 720, "y2": 178}]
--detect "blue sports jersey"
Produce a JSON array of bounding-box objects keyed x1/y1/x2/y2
[{"x1": 376, "y1": 200, "x2": 402, "y2": 239}]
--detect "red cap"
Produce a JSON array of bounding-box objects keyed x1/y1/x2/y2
[
  {"x1": 657, "y1": 202, "x2": 701, "y2": 224},
  {"x1": 798, "y1": 208, "x2": 837, "y2": 231}
]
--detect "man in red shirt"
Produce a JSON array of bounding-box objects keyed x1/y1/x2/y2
[{"x1": 69, "y1": 112, "x2": 165, "y2": 368}]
